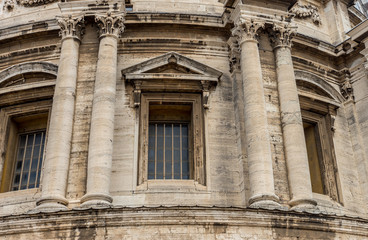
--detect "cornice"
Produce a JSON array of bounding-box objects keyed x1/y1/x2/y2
[{"x1": 0, "y1": 207, "x2": 367, "y2": 237}]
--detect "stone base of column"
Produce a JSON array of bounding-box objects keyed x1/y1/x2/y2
[
  {"x1": 289, "y1": 198, "x2": 317, "y2": 211},
  {"x1": 34, "y1": 195, "x2": 69, "y2": 212},
  {"x1": 80, "y1": 193, "x2": 113, "y2": 208},
  {"x1": 248, "y1": 194, "x2": 285, "y2": 210}
]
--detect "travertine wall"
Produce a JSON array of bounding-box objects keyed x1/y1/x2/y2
[{"x1": 0, "y1": 0, "x2": 368, "y2": 239}]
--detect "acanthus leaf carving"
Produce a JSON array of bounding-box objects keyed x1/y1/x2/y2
[
  {"x1": 290, "y1": 1, "x2": 321, "y2": 25},
  {"x1": 57, "y1": 15, "x2": 85, "y2": 40},
  {"x1": 17, "y1": 0, "x2": 58, "y2": 7},
  {"x1": 95, "y1": 11, "x2": 125, "y2": 38},
  {"x1": 232, "y1": 17, "x2": 265, "y2": 45},
  {"x1": 268, "y1": 23, "x2": 297, "y2": 49}
]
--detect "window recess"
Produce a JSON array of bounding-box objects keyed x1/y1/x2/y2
[
  {"x1": 0, "y1": 104, "x2": 51, "y2": 193},
  {"x1": 122, "y1": 52, "x2": 222, "y2": 187},
  {"x1": 299, "y1": 95, "x2": 342, "y2": 203}
]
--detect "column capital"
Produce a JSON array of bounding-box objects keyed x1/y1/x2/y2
[
  {"x1": 57, "y1": 15, "x2": 85, "y2": 41},
  {"x1": 95, "y1": 11, "x2": 125, "y2": 39},
  {"x1": 232, "y1": 17, "x2": 264, "y2": 45},
  {"x1": 268, "y1": 23, "x2": 297, "y2": 49}
]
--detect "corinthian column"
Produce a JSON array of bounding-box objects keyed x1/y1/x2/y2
[
  {"x1": 36, "y1": 15, "x2": 84, "y2": 210},
  {"x1": 81, "y1": 12, "x2": 125, "y2": 207},
  {"x1": 233, "y1": 18, "x2": 280, "y2": 208},
  {"x1": 269, "y1": 23, "x2": 317, "y2": 209}
]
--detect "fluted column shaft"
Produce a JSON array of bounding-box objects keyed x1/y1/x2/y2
[
  {"x1": 234, "y1": 19, "x2": 279, "y2": 207},
  {"x1": 36, "y1": 15, "x2": 84, "y2": 210},
  {"x1": 81, "y1": 12, "x2": 124, "y2": 206},
  {"x1": 270, "y1": 24, "x2": 316, "y2": 208}
]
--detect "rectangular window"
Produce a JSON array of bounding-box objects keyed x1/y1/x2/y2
[
  {"x1": 0, "y1": 106, "x2": 50, "y2": 193},
  {"x1": 138, "y1": 93, "x2": 205, "y2": 185},
  {"x1": 303, "y1": 121, "x2": 324, "y2": 195},
  {"x1": 300, "y1": 103, "x2": 341, "y2": 202},
  {"x1": 148, "y1": 123, "x2": 189, "y2": 180},
  {"x1": 11, "y1": 131, "x2": 46, "y2": 191}
]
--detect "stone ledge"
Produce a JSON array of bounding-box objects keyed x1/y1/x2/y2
[{"x1": 0, "y1": 206, "x2": 367, "y2": 237}]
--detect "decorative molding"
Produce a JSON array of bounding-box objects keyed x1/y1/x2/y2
[
  {"x1": 17, "y1": 0, "x2": 58, "y2": 7},
  {"x1": 341, "y1": 81, "x2": 354, "y2": 102},
  {"x1": 3, "y1": 0, "x2": 15, "y2": 10},
  {"x1": 268, "y1": 23, "x2": 297, "y2": 49},
  {"x1": 57, "y1": 15, "x2": 85, "y2": 40},
  {"x1": 232, "y1": 17, "x2": 264, "y2": 45},
  {"x1": 227, "y1": 37, "x2": 240, "y2": 73},
  {"x1": 122, "y1": 52, "x2": 222, "y2": 109},
  {"x1": 340, "y1": 70, "x2": 354, "y2": 101},
  {"x1": 132, "y1": 80, "x2": 142, "y2": 108},
  {"x1": 0, "y1": 62, "x2": 58, "y2": 86},
  {"x1": 290, "y1": 1, "x2": 322, "y2": 25},
  {"x1": 95, "y1": 11, "x2": 125, "y2": 38},
  {"x1": 201, "y1": 80, "x2": 210, "y2": 109}
]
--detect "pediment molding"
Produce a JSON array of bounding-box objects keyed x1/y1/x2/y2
[
  {"x1": 122, "y1": 52, "x2": 222, "y2": 108},
  {"x1": 0, "y1": 62, "x2": 58, "y2": 88}
]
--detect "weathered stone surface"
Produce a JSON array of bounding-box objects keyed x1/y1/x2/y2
[{"x1": 0, "y1": 0, "x2": 367, "y2": 238}]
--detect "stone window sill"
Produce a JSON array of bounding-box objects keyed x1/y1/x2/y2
[
  {"x1": 0, "y1": 188, "x2": 40, "y2": 206},
  {"x1": 135, "y1": 180, "x2": 208, "y2": 193},
  {"x1": 313, "y1": 192, "x2": 343, "y2": 211}
]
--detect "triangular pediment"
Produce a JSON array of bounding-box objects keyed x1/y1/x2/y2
[{"x1": 121, "y1": 52, "x2": 222, "y2": 82}]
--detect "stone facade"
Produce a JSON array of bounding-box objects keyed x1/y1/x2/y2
[{"x1": 0, "y1": 0, "x2": 368, "y2": 239}]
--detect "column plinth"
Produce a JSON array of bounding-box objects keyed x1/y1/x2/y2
[
  {"x1": 81, "y1": 12, "x2": 125, "y2": 207},
  {"x1": 36, "y1": 15, "x2": 84, "y2": 211},
  {"x1": 233, "y1": 18, "x2": 280, "y2": 209}
]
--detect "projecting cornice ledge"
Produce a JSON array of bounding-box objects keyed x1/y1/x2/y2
[{"x1": 0, "y1": 207, "x2": 367, "y2": 237}]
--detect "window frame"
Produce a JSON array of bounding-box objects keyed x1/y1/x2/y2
[
  {"x1": 138, "y1": 93, "x2": 205, "y2": 186},
  {"x1": 299, "y1": 96, "x2": 342, "y2": 203},
  {"x1": 0, "y1": 100, "x2": 51, "y2": 193}
]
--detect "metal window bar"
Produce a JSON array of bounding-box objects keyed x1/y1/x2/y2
[
  {"x1": 148, "y1": 123, "x2": 189, "y2": 180},
  {"x1": 11, "y1": 130, "x2": 46, "y2": 191}
]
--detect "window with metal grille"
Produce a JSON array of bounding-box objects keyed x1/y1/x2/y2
[
  {"x1": 147, "y1": 102, "x2": 192, "y2": 180},
  {"x1": 11, "y1": 131, "x2": 45, "y2": 191},
  {"x1": 148, "y1": 123, "x2": 189, "y2": 180},
  {"x1": 139, "y1": 93, "x2": 205, "y2": 185}
]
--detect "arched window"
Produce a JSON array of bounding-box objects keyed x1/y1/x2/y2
[
  {"x1": 296, "y1": 78, "x2": 343, "y2": 203},
  {"x1": 294, "y1": 69, "x2": 346, "y2": 203},
  {"x1": 0, "y1": 62, "x2": 57, "y2": 193}
]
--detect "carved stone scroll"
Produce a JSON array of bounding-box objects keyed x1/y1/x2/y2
[
  {"x1": 95, "y1": 11, "x2": 125, "y2": 38},
  {"x1": 57, "y1": 15, "x2": 85, "y2": 41},
  {"x1": 290, "y1": 1, "x2": 322, "y2": 25}
]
